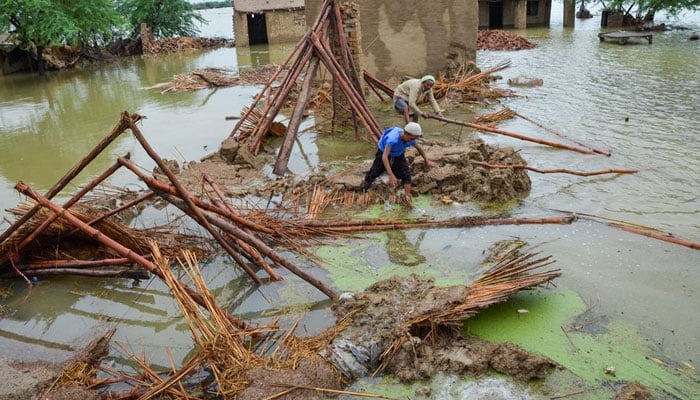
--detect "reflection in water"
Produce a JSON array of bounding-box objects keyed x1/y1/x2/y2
[{"x1": 386, "y1": 230, "x2": 426, "y2": 266}]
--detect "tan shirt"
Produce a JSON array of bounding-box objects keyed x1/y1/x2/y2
[{"x1": 393, "y1": 78, "x2": 441, "y2": 115}]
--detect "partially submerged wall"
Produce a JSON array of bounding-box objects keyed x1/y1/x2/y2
[
  {"x1": 306, "y1": 0, "x2": 478, "y2": 80},
  {"x1": 234, "y1": 9, "x2": 306, "y2": 46}
]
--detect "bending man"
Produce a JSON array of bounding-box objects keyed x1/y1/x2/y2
[
  {"x1": 363, "y1": 122, "x2": 436, "y2": 205},
  {"x1": 393, "y1": 75, "x2": 443, "y2": 124}
]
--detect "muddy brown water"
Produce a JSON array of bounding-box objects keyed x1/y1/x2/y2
[{"x1": 0, "y1": 3, "x2": 699, "y2": 398}]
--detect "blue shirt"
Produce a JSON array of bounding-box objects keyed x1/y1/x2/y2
[{"x1": 377, "y1": 126, "x2": 416, "y2": 157}]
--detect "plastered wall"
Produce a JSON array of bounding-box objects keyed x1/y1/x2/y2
[{"x1": 306, "y1": 0, "x2": 478, "y2": 80}]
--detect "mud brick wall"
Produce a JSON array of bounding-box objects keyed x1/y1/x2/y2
[{"x1": 306, "y1": 0, "x2": 478, "y2": 80}]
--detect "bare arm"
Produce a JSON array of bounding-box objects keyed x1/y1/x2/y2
[{"x1": 414, "y1": 144, "x2": 436, "y2": 169}]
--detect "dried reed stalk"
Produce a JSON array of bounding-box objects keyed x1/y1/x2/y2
[{"x1": 375, "y1": 247, "x2": 561, "y2": 375}]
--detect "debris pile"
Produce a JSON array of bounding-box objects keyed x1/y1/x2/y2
[
  {"x1": 92, "y1": 240, "x2": 562, "y2": 399},
  {"x1": 477, "y1": 29, "x2": 537, "y2": 51}
]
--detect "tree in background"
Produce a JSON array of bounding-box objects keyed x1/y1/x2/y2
[
  {"x1": 116, "y1": 0, "x2": 205, "y2": 39},
  {"x1": 0, "y1": 0, "x2": 208, "y2": 74},
  {"x1": 0, "y1": 0, "x2": 122, "y2": 73},
  {"x1": 600, "y1": 0, "x2": 700, "y2": 21}
]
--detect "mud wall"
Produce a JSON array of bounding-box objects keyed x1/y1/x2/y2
[
  {"x1": 233, "y1": 9, "x2": 306, "y2": 47},
  {"x1": 478, "y1": 0, "x2": 551, "y2": 29},
  {"x1": 306, "y1": 0, "x2": 478, "y2": 80}
]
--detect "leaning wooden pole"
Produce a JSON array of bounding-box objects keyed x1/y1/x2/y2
[
  {"x1": 310, "y1": 32, "x2": 381, "y2": 141},
  {"x1": 157, "y1": 190, "x2": 339, "y2": 300},
  {"x1": 427, "y1": 114, "x2": 596, "y2": 155},
  {"x1": 0, "y1": 156, "x2": 128, "y2": 270},
  {"x1": 274, "y1": 57, "x2": 321, "y2": 175},
  {"x1": 117, "y1": 158, "x2": 273, "y2": 234},
  {"x1": 125, "y1": 113, "x2": 263, "y2": 284},
  {"x1": 0, "y1": 113, "x2": 134, "y2": 246},
  {"x1": 470, "y1": 161, "x2": 638, "y2": 176},
  {"x1": 14, "y1": 181, "x2": 252, "y2": 331},
  {"x1": 203, "y1": 176, "x2": 283, "y2": 281},
  {"x1": 515, "y1": 111, "x2": 611, "y2": 156}
]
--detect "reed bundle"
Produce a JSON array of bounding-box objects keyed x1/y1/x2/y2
[
  {"x1": 375, "y1": 242, "x2": 561, "y2": 375},
  {"x1": 474, "y1": 107, "x2": 517, "y2": 126},
  {"x1": 433, "y1": 60, "x2": 515, "y2": 103},
  {"x1": 235, "y1": 106, "x2": 288, "y2": 143},
  {"x1": 111, "y1": 245, "x2": 347, "y2": 399}
]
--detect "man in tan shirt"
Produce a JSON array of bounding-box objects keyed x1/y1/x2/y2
[{"x1": 393, "y1": 75, "x2": 443, "y2": 124}]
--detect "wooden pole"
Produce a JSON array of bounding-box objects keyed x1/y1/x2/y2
[
  {"x1": 310, "y1": 33, "x2": 381, "y2": 141},
  {"x1": 125, "y1": 116, "x2": 263, "y2": 284},
  {"x1": 426, "y1": 114, "x2": 596, "y2": 155},
  {"x1": 610, "y1": 224, "x2": 700, "y2": 250},
  {"x1": 2, "y1": 268, "x2": 150, "y2": 279},
  {"x1": 0, "y1": 113, "x2": 134, "y2": 246},
  {"x1": 203, "y1": 177, "x2": 282, "y2": 281},
  {"x1": 0, "y1": 157, "x2": 128, "y2": 269},
  {"x1": 274, "y1": 56, "x2": 320, "y2": 175},
  {"x1": 514, "y1": 112, "x2": 611, "y2": 156},
  {"x1": 470, "y1": 161, "x2": 638, "y2": 176},
  {"x1": 297, "y1": 215, "x2": 576, "y2": 233},
  {"x1": 14, "y1": 181, "x2": 251, "y2": 331},
  {"x1": 117, "y1": 158, "x2": 273, "y2": 235},
  {"x1": 19, "y1": 257, "x2": 146, "y2": 270},
  {"x1": 158, "y1": 190, "x2": 339, "y2": 300}
]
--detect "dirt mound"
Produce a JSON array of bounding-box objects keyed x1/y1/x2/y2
[
  {"x1": 177, "y1": 138, "x2": 530, "y2": 206},
  {"x1": 478, "y1": 30, "x2": 537, "y2": 51},
  {"x1": 326, "y1": 274, "x2": 557, "y2": 382}
]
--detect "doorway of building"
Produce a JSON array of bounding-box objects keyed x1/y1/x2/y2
[
  {"x1": 489, "y1": 2, "x2": 504, "y2": 28},
  {"x1": 247, "y1": 13, "x2": 268, "y2": 45}
]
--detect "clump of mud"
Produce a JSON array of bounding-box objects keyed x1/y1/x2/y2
[
  {"x1": 410, "y1": 140, "x2": 531, "y2": 202},
  {"x1": 615, "y1": 381, "x2": 653, "y2": 400},
  {"x1": 325, "y1": 274, "x2": 557, "y2": 382}
]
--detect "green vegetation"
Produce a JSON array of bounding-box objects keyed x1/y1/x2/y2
[
  {"x1": 465, "y1": 289, "x2": 699, "y2": 398},
  {"x1": 0, "y1": 0, "x2": 205, "y2": 73},
  {"x1": 0, "y1": 0, "x2": 123, "y2": 72},
  {"x1": 116, "y1": 0, "x2": 205, "y2": 39},
  {"x1": 599, "y1": 0, "x2": 700, "y2": 20}
]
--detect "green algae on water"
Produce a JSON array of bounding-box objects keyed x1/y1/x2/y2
[{"x1": 463, "y1": 288, "x2": 699, "y2": 399}]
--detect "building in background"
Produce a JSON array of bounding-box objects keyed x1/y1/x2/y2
[
  {"x1": 478, "y1": 0, "x2": 555, "y2": 29},
  {"x1": 233, "y1": 0, "x2": 307, "y2": 46}
]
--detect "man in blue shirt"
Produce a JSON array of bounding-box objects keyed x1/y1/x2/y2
[{"x1": 362, "y1": 122, "x2": 436, "y2": 205}]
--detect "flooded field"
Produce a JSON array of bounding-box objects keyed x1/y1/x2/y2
[{"x1": 0, "y1": 2, "x2": 698, "y2": 399}]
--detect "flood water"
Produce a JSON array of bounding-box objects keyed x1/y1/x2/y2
[{"x1": 0, "y1": 3, "x2": 698, "y2": 398}]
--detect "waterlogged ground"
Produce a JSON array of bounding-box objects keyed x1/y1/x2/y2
[{"x1": 316, "y1": 201, "x2": 698, "y2": 399}]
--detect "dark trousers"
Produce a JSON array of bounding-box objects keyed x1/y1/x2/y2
[{"x1": 363, "y1": 150, "x2": 412, "y2": 190}]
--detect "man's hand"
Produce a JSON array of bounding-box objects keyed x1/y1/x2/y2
[
  {"x1": 403, "y1": 192, "x2": 413, "y2": 208},
  {"x1": 425, "y1": 160, "x2": 437, "y2": 170},
  {"x1": 388, "y1": 174, "x2": 398, "y2": 188}
]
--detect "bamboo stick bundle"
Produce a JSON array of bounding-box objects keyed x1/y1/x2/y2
[
  {"x1": 111, "y1": 246, "x2": 345, "y2": 399},
  {"x1": 474, "y1": 107, "x2": 517, "y2": 126},
  {"x1": 432, "y1": 60, "x2": 514, "y2": 102},
  {"x1": 235, "y1": 106, "x2": 288, "y2": 143},
  {"x1": 374, "y1": 246, "x2": 561, "y2": 375}
]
